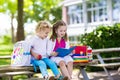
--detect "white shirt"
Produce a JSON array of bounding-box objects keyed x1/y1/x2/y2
[
  {"x1": 28, "y1": 35, "x2": 49, "y2": 58},
  {"x1": 47, "y1": 39, "x2": 70, "y2": 56}
]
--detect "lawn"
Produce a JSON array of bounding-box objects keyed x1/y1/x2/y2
[{"x1": 0, "y1": 44, "x2": 13, "y2": 65}]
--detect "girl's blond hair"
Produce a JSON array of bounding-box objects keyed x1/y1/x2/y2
[{"x1": 35, "y1": 21, "x2": 51, "y2": 33}]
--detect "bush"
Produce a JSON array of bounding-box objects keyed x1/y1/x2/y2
[
  {"x1": 80, "y1": 23, "x2": 120, "y2": 49},
  {"x1": 79, "y1": 23, "x2": 120, "y2": 71}
]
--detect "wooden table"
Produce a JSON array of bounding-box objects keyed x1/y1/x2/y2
[
  {"x1": 73, "y1": 61, "x2": 96, "y2": 80},
  {"x1": 92, "y1": 47, "x2": 120, "y2": 80}
]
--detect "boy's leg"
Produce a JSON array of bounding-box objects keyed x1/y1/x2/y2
[
  {"x1": 33, "y1": 60, "x2": 48, "y2": 77},
  {"x1": 43, "y1": 58, "x2": 60, "y2": 76}
]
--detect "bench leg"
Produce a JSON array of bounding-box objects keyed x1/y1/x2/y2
[
  {"x1": 118, "y1": 67, "x2": 120, "y2": 73},
  {"x1": 0, "y1": 77, "x2": 2, "y2": 80},
  {"x1": 79, "y1": 66, "x2": 89, "y2": 80},
  {"x1": 27, "y1": 74, "x2": 34, "y2": 78},
  {"x1": 102, "y1": 66, "x2": 114, "y2": 80},
  {"x1": 96, "y1": 54, "x2": 114, "y2": 80},
  {"x1": 8, "y1": 76, "x2": 13, "y2": 80}
]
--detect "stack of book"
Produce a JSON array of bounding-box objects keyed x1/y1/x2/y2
[
  {"x1": 72, "y1": 46, "x2": 89, "y2": 63},
  {"x1": 73, "y1": 55, "x2": 89, "y2": 63}
]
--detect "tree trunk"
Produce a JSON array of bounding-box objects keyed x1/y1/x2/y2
[
  {"x1": 16, "y1": 0, "x2": 25, "y2": 41},
  {"x1": 11, "y1": 14, "x2": 15, "y2": 43}
]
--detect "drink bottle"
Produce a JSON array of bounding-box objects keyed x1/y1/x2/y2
[{"x1": 87, "y1": 46, "x2": 92, "y2": 61}]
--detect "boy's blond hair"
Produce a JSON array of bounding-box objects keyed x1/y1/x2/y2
[{"x1": 35, "y1": 21, "x2": 51, "y2": 33}]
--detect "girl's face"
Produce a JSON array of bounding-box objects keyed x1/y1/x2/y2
[
  {"x1": 56, "y1": 26, "x2": 67, "y2": 38},
  {"x1": 37, "y1": 28, "x2": 50, "y2": 39}
]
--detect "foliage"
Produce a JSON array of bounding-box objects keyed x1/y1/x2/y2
[
  {"x1": 80, "y1": 23, "x2": 120, "y2": 49},
  {"x1": 80, "y1": 23, "x2": 120, "y2": 71},
  {"x1": 24, "y1": 0, "x2": 62, "y2": 23},
  {"x1": 0, "y1": 0, "x2": 62, "y2": 42}
]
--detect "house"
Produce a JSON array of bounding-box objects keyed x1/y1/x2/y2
[{"x1": 61, "y1": 0, "x2": 120, "y2": 44}]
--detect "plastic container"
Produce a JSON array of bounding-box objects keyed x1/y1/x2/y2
[{"x1": 87, "y1": 46, "x2": 93, "y2": 61}]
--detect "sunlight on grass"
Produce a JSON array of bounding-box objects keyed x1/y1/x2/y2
[
  {"x1": 0, "y1": 59, "x2": 10, "y2": 65},
  {"x1": 0, "y1": 44, "x2": 13, "y2": 51}
]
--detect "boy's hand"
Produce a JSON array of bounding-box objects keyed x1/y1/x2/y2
[
  {"x1": 30, "y1": 48, "x2": 42, "y2": 60},
  {"x1": 31, "y1": 52, "x2": 42, "y2": 60},
  {"x1": 51, "y1": 51, "x2": 58, "y2": 56}
]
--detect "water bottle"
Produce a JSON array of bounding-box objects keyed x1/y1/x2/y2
[{"x1": 87, "y1": 46, "x2": 92, "y2": 62}]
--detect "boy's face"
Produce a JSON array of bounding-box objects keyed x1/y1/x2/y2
[
  {"x1": 56, "y1": 26, "x2": 67, "y2": 38},
  {"x1": 38, "y1": 28, "x2": 50, "y2": 39}
]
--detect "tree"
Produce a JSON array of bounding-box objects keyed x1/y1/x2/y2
[
  {"x1": 0, "y1": 0, "x2": 63, "y2": 42},
  {"x1": 16, "y1": 0, "x2": 25, "y2": 41}
]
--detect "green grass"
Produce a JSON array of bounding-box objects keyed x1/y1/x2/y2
[{"x1": 0, "y1": 44, "x2": 13, "y2": 65}]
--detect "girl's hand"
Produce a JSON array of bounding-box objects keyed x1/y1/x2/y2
[
  {"x1": 72, "y1": 50, "x2": 75, "y2": 54},
  {"x1": 51, "y1": 51, "x2": 58, "y2": 56}
]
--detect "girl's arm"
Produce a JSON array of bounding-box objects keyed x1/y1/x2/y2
[{"x1": 47, "y1": 39, "x2": 55, "y2": 56}]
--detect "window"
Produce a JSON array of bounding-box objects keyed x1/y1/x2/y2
[
  {"x1": 113, "y1": 0, "x2": 120, "y2": 21},
  {"x1": 67, "y1": 4, "x2": 83, "y2": 24},
  {"x1": 87, "y1": 0, "x2": 107, "y2": 23}
]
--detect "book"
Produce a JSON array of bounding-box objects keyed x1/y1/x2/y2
[{"x1": 56, "y1": 46, "x2": 76, "y2": 57}]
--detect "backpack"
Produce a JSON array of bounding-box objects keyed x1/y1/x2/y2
[{"x1": 11, "y1": 40, "x2": 31, "y2": 66}]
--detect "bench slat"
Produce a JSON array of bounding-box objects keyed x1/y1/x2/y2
[
  {"x1": 0, "y1": 66, "x2": 35, "y2": 73},
  {"x1": 93, "y1": 57, "x2": 120, "y2": 62},
  {"x1": 0, "y1": 71, "x2": 34, "y2": 77},
  {"x1": 0, "y1": 56, "x2": 11, "y2": 59},
  {"x1": 90, "y1": 62, "x2": 120, "y2": 67}
]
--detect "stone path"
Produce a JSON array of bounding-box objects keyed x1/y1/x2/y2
[
  {"x1": 72, "y1": 69, "x2": 120, "y2": 80},
  {"x1": 28, "y1": 69, "x2": 120, "y2": 80}
]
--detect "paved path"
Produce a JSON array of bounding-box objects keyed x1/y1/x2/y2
[
  {"x1": 72, "y1": 69, "x2": 120, "y2": 80},
  {"x1": 29, "y1": 69, "x2": 120, "y2": 80}
]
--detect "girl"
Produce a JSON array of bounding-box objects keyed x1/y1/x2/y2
[
  {"x1": 47, "y1": 20, "x2": 73, "y2": 80},
  {"x1": 29, "y1": 21, "x2": 66, "y2": 80}
]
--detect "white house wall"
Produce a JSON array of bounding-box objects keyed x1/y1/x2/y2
[{"x1": 62, "y1": 0, "x2": 120, "y2": 36}]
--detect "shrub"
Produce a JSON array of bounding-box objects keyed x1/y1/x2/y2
[{"x1": 80, "y1": 23, "x2": 120, "y2": 71}]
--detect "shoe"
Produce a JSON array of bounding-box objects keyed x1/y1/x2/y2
[
  {"x1": 57, "y1": 75, "x2": 68, "y2": 80},
  {"x1": 44, "y1": 76, "x2": 55, "y2": 80},
  {"x1": 49, "y1": 76, "x2": 56, "y2": 80},
  {"x1": 63, "y1": 76, "x2": 68, "y2": 80},
  {"x1": 44, "y1": 75, "x2": 49, "y2": 80}
]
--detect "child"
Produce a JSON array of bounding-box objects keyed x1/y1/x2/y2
[
  {"x1": 29, "y1": 21, "x2": 66, "y2": 80},
  {"x1": 47, "y1": 20, "x2": 73, "y2": 80}
]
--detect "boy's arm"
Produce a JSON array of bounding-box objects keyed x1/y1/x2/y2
[{"x1": 30, "y1": 48, "x2": 42, "y2": 60}]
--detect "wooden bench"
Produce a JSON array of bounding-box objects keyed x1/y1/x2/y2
[
  {"x1": 0, "y1": 56, "x2": 97, "y2": 80},
  {"x1": 91, "y1": 47, "x2": 120, "y2": 80},
  {"x1": 0, "y1": 55, "x2": 11, "y2": 59},
  {"x1": 0, "y1": 65, "x2": 38, "y2": 80},
  {"x1": 1, "y1": 47, "x2": 120, "y2": 80},
  {"x1": 0, "y1": 55, "x2": 39, "y2": 80}
]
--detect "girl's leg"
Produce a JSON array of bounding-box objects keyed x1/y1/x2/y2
[
  {"x1": 33, "y1": 60, "x2": 48, "y2": 77},
  {"x1": 43, "y1": 58, "x2": 60, "y2": 76},
  {"x1": 59, "y1": 61, "x2": 71, "y2": 79},
  {"x1": 67, "y1": 61, "x2": 73, "y2": 79}
]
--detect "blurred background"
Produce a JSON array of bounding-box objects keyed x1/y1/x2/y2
[{"x1": 0, "y1": 0, "x2": 120, "y2": 79}]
